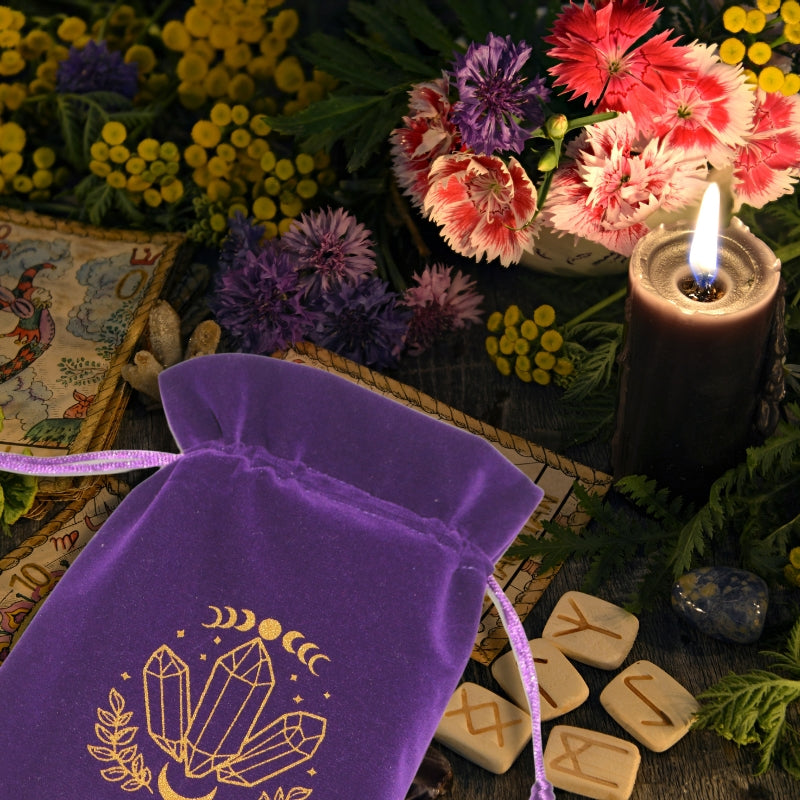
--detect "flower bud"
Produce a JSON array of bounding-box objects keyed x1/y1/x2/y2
[
  {"x1": 537, "y1": 148, "x2": 559, "y2": 172},
  {"x1": 545, "y1": 114, "x2": 569, "y2": 139}
]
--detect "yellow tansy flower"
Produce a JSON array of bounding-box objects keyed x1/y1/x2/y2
[
  {"x1": 273, "y1": 9, "x2": 299, "y2": 39},
  {"x1": 533, "y1": 304, "x2": 556, "y2": 327},
  {"x1": 224, "y1": 43, "x2": 252, "y2": 70},
  {"x1": 209, "y1": 24, "x2": 238, "y2": 50},
  {"x1": 274, "y1": 56, "x2": 305, "y2": 93},
  {"x1": 57, "y1": 17, "x2": 87, "y2": 43},
  {"x1": 231, "y1": 104, "x2": 250, "y2": 125},
  {"x1": 162, "y1": 20, "x2": 192, "y2": 52},
  {"x1": 747, "y1": 41, "x2": 773, "y2": 65},
  {"x1": 0, "y1": 151, "x2": 23, "y2": 175},
  {"x1": 781, "y1": 72, "x2": 800, "y2": 94},
  {"x1": 191, "y1": 119, "x2": 223, "y2": 148},
  {"x1": 758, "y1": 65, "x2": 785, "y2": 91},
  {"x1": 230, "y1": 128, "x2": 252, "y2": 149},
  {"x1": 101, "y1": 121, "x2": 127, "y2": 146},
  {"x1": 125, "y1": 44, "x2": 157, "y2": 74},
  {"x1": 252, "y1": 195, "x2": 277, "y2": 219},
  {"x1": 137, "y1": 138, "x2": 161, "y2": 161},
  {"x1": 532, "y1": 368, "x2": 551, "y2": 386},
  {"x1": 184, "y1": 143, "x2": 208, "y2": 168},
  {"x1": 12, "y1": 174, "x2": 33, "y2": 193},
  {"x1": 185, "y1": 6, "x2": 214, "y2": 38},
  {"x1": 32, "y1": 169, "x2": 53, "y2": 190},
  {"x1": 723, "y1": 5, "x2": 747, "y2": 31},
  {"x1": 540, "y1": 329, "x2": 564, "y2": 352},
  {"x1": 109, "y1": 145, "x2": 131, "y2": 164},
  {"x1": 744, "y1": 8, "x2": 767, "y2": 32},
  {"x1": 106, "y1": 171, "x2": 127, "y2": 189},
  {"x1": 782, "y1": 0, "x2": 800, "y2": 23},
  {"x1": 177, "y1": 52, "x2": 209, "y2": 82},
  {"x1": 32, "y1": 147, "x2": 55, "y2": 169},
  {"x1": 160, "y1": 178, "x2": 184, "y2": 203},
  {"x1": 227, "y1": 73, "x2": 255, "y2": 102},
  {"x1": 0, "y1": 121, "x2": 26, "y2": 153},
  {"x1": 720, "y1": 37, "x2": 746, "y2": 64},
  {"x1": 0, "y1": 50, "x2": 25, "y2": 76}
]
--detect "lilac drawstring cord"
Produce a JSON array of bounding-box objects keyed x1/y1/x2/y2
[
  {"x1": 0, "y1": 449, "x2": 181, "y2": 476},
  {"x1": 487, "y1": 575, "x2": 555, "y2": 800}
]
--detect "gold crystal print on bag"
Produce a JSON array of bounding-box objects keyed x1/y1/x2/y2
[{"x1": 87, "y1": 606, "x2": 330, "y2": 799}]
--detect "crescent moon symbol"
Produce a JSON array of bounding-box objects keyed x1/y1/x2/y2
[
  {"x1": 307, "y1": 653, "x2": 331, "y2": 677},
  {"x1": 157, "y1": 763, "x2": 218, "y2": 800},
  {"x1": 201, "y1": 606, "x2": 223, "y2": 628},
  {"x1": 234, "y1": 608, "x2": 256, "y2": 632},
  {"x1": 296, "y1": 641, "x2": 319, "y2": 664},
  {"x1": 219, "y1": 606, "x2": 237, "y2": 629},
  {"x1": 282, "y1": 630, "x2": 305, "y2": 654}
]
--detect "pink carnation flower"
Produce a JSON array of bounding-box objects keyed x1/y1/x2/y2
[
  {"x1": 403, "y1": 263, "x2": 484, "y2": 355},
  {"x1": 543, "y1": 112, "x2": 708, "y2": 255},
  {"x1": 731, "y1": 88, "x2": 800, "y2": 208},
  {"x1": 647, "y1": 42, "x2": 754, "y2": 169},
  {"x1": 390, "y1": 75, "x2": 461, "y2": 208},
  {"x1": 545, "y1": 0, "x2": 688, "y2": 120},
  {"x1": 423, "y1": 152, "x2": 539, "y2": 266}
]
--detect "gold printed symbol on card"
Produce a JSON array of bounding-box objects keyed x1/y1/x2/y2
[
  {"x1": 550, "y1": 730, "x2": 628, "y2": 788},
  {"x1": 444, "y1": 686, "x2": 523, "y2": 747},
  {"x1": 553, "y1": 598, "x2": 622, "y2": 640},
  {"x1": 623, "y1": 674, "x2": 673, "y2": 727}
]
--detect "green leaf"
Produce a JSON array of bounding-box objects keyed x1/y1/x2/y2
[
  {"x1": 693, "y1": 619, "x2": 800, "y2": 776},
  {"x1": 0, "y1": 469, "x2": 37, "y2": 531},
  {"x1": 396, "y1": 0, "x2": 459, "y2": 56}
]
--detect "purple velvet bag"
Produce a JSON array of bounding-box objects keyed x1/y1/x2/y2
[{"x1": 0, "y1": 353, "x2": 550, "y2": 799}]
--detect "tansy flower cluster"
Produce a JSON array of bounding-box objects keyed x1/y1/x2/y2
[
  {"x1": 390, "y1": 0, "x2": 800, "y2": 267},
  {"x1": 211, "y1": 208, "x2": 484, "y2": 369},
  {"x1": 720, "y1": 0, "x2": 800, "y2": 94},
  {"x1": 485, "y1": 304, "x2": 573, "y2": 386},
  {"x1": 186, "y1": 102, "x2": 335, "y2": 243},
  {"x1": 0, "y1": 1, "x2": 339, "y2": 239}
]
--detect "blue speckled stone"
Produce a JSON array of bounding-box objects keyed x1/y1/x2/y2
[{"x1": 671, "y1": 566, "x2": 768, "y2": 644}]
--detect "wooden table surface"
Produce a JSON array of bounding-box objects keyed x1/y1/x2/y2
[{"x1": 3, "y1": 262, "x2": 797, "y2": 800}]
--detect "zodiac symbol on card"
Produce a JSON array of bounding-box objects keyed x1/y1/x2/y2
[{"x1": 0, "y1": 261, "x2": 55, "y2": 383}]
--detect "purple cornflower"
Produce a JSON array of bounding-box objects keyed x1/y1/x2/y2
[
  {"x1": 451, "y1": 33, "x2": 550, "y2": 155},
  {"x1": 218, "y1": 212, "x2": 266, "y2": 273},
  {"x1": 311, "y1": 277, "x2": 411, "y2": 370},
  {"x1": 403, "y1": 264, "x2": 484, "y2": 355},
  {"x1": 210, "y1": 242, "x2": 317, "y2": 355},
  {"x1": 57, "y1": 40, "x2": 139, "y2": 99},
  {"x1": 281, "y1": 207, "x2": 377, "y2": 299}
]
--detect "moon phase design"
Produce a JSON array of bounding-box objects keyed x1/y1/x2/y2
[
  {"x1": 234, "y1": 608, "x2": 256, "y2": 632},
  {"x1": 202, "y1": 606, "x2": 245, "y2": 630},
  {"x1": 258, "y1": 617, "x2": 282, "y2": 640},
  {"x1": 282, "y1": 630, "x2": 304, "y2": 654},
  {"x1": 157, "y1": 763, "x2": 218, "y2": 800},
  {"x1": 296, "y1": 641, "x2": 319, "y2": 663},
  {"x1": 307, "y1": 652, "x2": 331, "y2": 676}
]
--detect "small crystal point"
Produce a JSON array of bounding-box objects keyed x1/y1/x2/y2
[
  {"x1": 143, "y1": 645, "x2": 190, "y2": 762},
  {"x1": 185, "y1": 638, "x2": 275, "y2": 777},
  {"x1": 217, "y1": 711, "x2": 326, "y2": 787}
]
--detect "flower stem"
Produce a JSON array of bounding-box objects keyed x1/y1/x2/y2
[
  {"x1": 567, "y1": 110, "x2": 619, "y2": 132},
  {"x1": 775, "y1": 240, "x2": 800, "y2": 266},
  {"x1": 564, "y1": 285, "x2": 627, "y2": 330}
]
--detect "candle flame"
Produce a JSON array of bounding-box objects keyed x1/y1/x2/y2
[{"x1": 689, "y1": 182, "x2": 720, "y2": 288}]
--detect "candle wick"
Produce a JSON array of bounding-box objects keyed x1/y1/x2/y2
[{"x1": 679, "y1": 277, "x2": 725, "y2": 302}]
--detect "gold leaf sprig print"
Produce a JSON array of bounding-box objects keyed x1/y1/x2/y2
[
  {"x1": 87, "y1": 687, "x2": 153, "y2": 793},
  {"x1": 260, "y1": 788, "x2": 313, "y2": 800}
]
